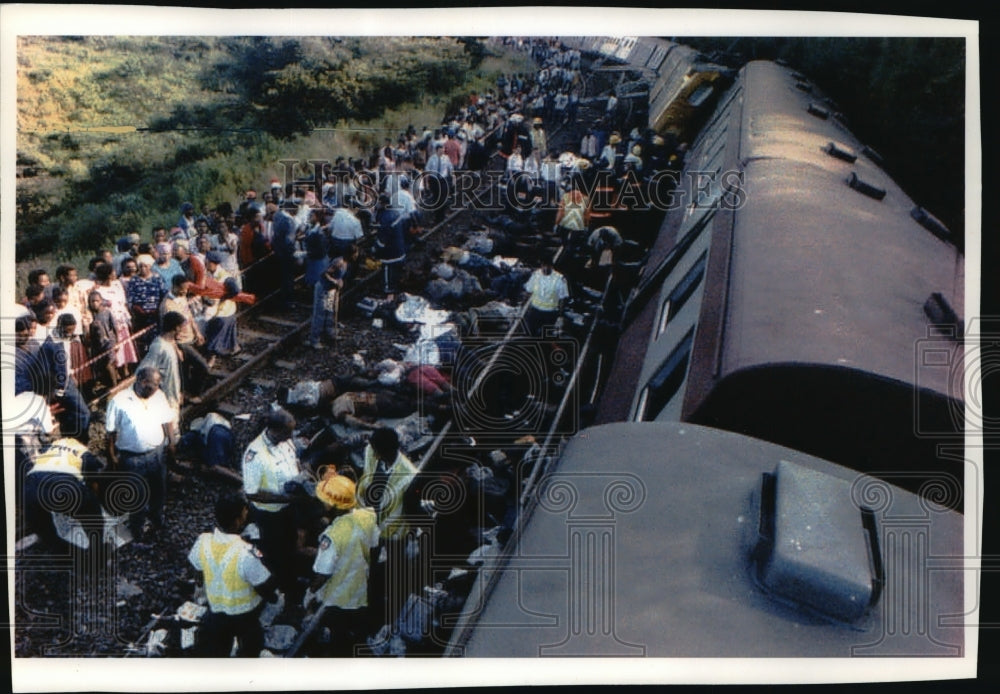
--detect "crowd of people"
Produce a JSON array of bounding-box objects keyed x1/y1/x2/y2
[{"x1": 12, "y1": 36, "x2": 691, "y2": 658}]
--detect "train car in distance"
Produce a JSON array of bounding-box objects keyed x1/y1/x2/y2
[
  {"x1": 561, "y1": 35, "x2": 734, "y2": 143},
  {"x1": 597, "y1": 60, "x2": 965, "y2": 508},
  {"x1": 447, "y1": 422, "x2": 965, "y2": 658}
]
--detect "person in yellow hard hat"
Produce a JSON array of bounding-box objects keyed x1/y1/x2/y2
[
  {"x1": 187, "y1": 492, "x2": 276, "y2": 657},
  {"x1": 305, "y1": 471, "x2": 380, "y2": 656}
]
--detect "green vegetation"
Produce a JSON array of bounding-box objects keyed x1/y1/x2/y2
[
  {"x1": 15, "y1": 36, "x2": 529, "y2": 276},
  {"x1": 685, "y1": 37, "x2": 966, "y2": 246}
]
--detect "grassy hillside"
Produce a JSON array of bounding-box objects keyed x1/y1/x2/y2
[{"x1": 15, "y1": 36, "x2": 534, "y2": 285}]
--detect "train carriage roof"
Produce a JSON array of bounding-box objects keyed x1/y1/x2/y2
[
  {"x1": 720, "y1": 61, "x2": 964, "y2": 396},
  {"x1": 454, "y1": 422, "x2": 965, "y2": 657}
]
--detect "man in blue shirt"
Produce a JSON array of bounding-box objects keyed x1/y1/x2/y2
[{"x1": 271, "y1": 201, "x2": 301, "y2": 309}]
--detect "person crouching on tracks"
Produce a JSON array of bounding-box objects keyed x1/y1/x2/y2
[
  {"x1": 241, "y1": 407, "x2": 307, "y2": 606},
  {"x1": 23, "y1": 437, "x2": 105, "y2": 554},
  {"x1": 304, "y1": 471, "x2": 380, "y2": 657},
  {"x1": 187, "y1": 492, "x2": 276, "y2": 657},
  {"x1": 105, "y1": 366, "x2": 177, "y2": 542}
]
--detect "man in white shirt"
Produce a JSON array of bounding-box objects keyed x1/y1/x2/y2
[
  {"x1": 241, "y1": 406, "x2": 303, "y2": 602},
  {"x1": 105, "y1": 366, "x2": 177, "y2": 540},
  {"x1": 424, "y1": 144, "x2": 455, "y2": 223},
  {"x1": 328, "y1": 205, "x2": 365, "y2": 258}
]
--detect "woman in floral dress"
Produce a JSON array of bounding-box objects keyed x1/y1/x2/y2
[{"x1": 92, "y1": 262, "x2": 139, "y2": 376}]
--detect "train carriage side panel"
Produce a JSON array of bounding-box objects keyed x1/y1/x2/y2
[
  {"x1": 601, "y1": 59, "x2": 963, "y2": 501},
  {"x1": 594, "y1": 79, "x2": 744, "y2": 424}
]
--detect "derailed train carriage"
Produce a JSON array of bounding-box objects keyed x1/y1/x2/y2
[
  {"x1": 560, "y1": 35, "x2": 734, "y2": 143},
  {"x1": 442, "y1": 55, "x2": 966, "y2": 657}
]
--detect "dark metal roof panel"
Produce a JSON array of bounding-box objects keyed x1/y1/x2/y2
[
  {"x1": 458, "y1": 422, "x2": 964, "y2": 657},
  {"x1": 629, "y1": 38, "x2": 655, "y2": 66},
  {"x1": 721, "y1": 61, "x2": 964, "y2": 396}
]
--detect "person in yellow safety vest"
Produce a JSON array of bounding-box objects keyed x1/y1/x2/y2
[
  {"x1": 553, "y1": 177, "x2": 591, "y2": 247},
  {"x1": 355, "y1": 427, "x2": 421, "y2": 632},
  {"x1": 304, "y1": 470, "x2": 380, "y2": 656},
  {"x1": 23, "y1": 437, "x2": 104, "y2": 552},
  {"x1": 356, "y1": 427, "x2": 418, "y2": 542},
  {"x1": 187, "y1": 492, "x2": 276, "y2": 657},
  {"x1": 522, "y1": 254, "x2": 570, "y2": 338}
]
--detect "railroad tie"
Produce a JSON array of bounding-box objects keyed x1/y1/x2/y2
[{"x1": 258, "y1": 316, "x2": 303, "y2": 329}]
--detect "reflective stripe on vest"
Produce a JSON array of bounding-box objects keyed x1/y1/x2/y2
[
  {"x1": 29, "y1": 439, "x2": 87, "y2": 479},
  {"x1": 200, "y1": 535, "x2": 260, "y2": 614}
]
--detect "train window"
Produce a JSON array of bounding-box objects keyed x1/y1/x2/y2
[
  {"x1": 700, "y1": 138, "x2": 728, "y2": 172},
  {"x1": 647, "y1": 45, "x2": 668, "y2": 71},
  {"x1": 677, "y1": 202, "x2": 716, "y2": 243},
  {"x1": 649, "y1": 78, "x2": 670, "y2": 109},
  {"x1": 627, "y1": 210, "x2": 715, "y2": 326},
  {"x1": 656, "y1": 251, "x2": 707, "y2": 339},
  {"x1": 687, "y1": 83, "x2": 714, "y2": 108},
  {"x1": 635, "y1": 328, "x2": 694, "y2": 421},
  {"x1": 690, "y1": 87, "x2": 741, "y2": 152}
]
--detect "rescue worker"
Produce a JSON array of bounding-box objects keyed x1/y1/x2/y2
[
  {"x1": 305, "y1": 471, "x2": 380, "y2": 656},
  {"x1": 187, "y1": 493, "x2": 275, "y2": 657},
  {"x1": 522, "y1": 254, "x2": 570, "y2": 338},
  {"x1": 23, "y1": 437, "x2": 104, "y2": 553},
  {"x1": 554, "y1": 176, "x2": 591, "y2": 248},
  {"x1": 356, "y1": 427, "x2": 420, "y2": 631},
  {"x1": 241, "y1": 407, "x2": 305, "y2": 604}
]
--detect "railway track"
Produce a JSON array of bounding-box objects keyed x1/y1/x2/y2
[{"x1": 15, "y1": 71, "x2": 632, "y2": 656}]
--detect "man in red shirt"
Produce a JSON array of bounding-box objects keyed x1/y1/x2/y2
[
  {"x1": 443, "y1": 131, "x2": 462, "y2": 169},
  {"x1": 174, "y1": 239, "x2": 224, "y2": 299}
]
